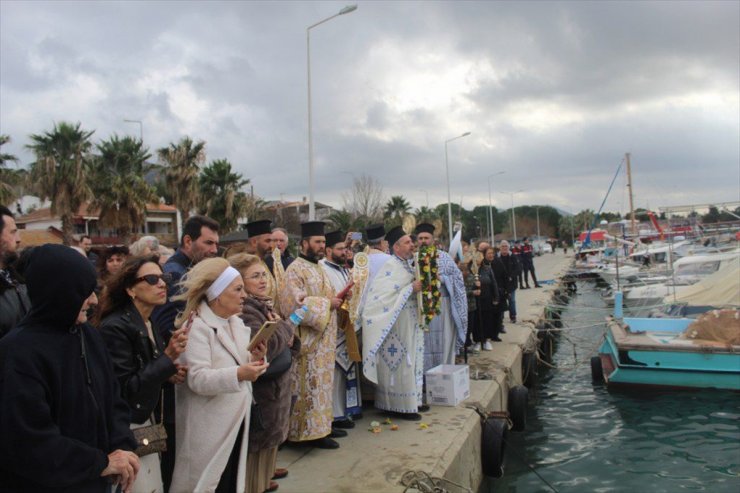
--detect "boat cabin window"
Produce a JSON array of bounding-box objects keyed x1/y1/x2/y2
[{"x1": 675, "y1": 261, "x2": 720, "y2": 276}]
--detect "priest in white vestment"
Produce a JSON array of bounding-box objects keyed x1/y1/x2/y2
[{"x1": 361, "y1": 226, "x2": 425, "y2": 421}]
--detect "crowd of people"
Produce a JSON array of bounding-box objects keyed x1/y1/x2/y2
[{"x1": 0, "y1": 204, "x2": 541, "y2": 493}]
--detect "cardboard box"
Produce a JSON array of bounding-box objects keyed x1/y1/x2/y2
[{"x1": 425, "y1": 364, "x2": 470, "y2": 406}]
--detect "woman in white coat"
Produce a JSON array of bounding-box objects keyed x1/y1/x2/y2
[{"x1": 170, "y1": 258, "x2": 269, "y2": 493}]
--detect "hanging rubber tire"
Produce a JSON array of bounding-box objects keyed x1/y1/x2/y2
[
  {"x1": 508, "y1": 385, "x2": 528, "y2": 432},
  {"x1": 522, "y1": 352, "x2": 537, "y2": 388},
  {"x1": 481, "y1": 417, "x2": 508, "y2": 478},
  {"x1": 591, "y1": 356, "x2": 604, "y2": 383}
]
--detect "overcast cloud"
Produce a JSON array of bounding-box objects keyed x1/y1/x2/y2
[{"x1": 1, "y1": 0, "x2": 738, "y2": 214}]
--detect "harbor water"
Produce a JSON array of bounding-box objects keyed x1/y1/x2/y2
[{"x1": 485, "y1": 281, "x2": 740, "y2": 493}]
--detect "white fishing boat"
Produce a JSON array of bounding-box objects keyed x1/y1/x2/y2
[{"x1": 622, "y1": 251, "x2": 740, "y2": 308}]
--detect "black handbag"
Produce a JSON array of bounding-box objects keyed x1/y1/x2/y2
[{"x1": 260, "y1": 346, "x2": 292, "y2": 381}]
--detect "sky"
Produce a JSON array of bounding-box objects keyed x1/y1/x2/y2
[{"x1": 1, "y1": 0, "x2": 738, "y2": 215}]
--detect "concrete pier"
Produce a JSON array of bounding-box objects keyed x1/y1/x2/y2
[{"x1": 276, "y1": 251, "x2": 574, "y2": 493}]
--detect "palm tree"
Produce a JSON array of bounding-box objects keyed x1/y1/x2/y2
[
  {"x1": 197, "y1": 159, "x2": 250, "y2": 233},
  {"x1": 158, "y1": 137, "x2": 206, "y2": 221},
  {"x1": 0, "y1": 135, "x2": 24, "y2": 207},
  {"x1": 27, "y1": 122, "x2": 94, "y2": 244},
  {"x1": 384, "y1": 195, "x2": 411, "y2": 220},
  {"x1": 90, "y1": 135, "x2": 156, "y2": 244},
  {"x1": 327, "y1": 209, "x2": 353, "y2": 232},
  {"x1": 414, "y1": 206, "x2": 437, "y2": 223},
  {"x1": 0, "y1": 135, "x2": 18, "y2": 167}
]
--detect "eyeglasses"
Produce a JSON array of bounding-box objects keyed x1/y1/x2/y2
[
  {"x1": 134, "y1": 273, "x2": 172, "y2": 286},
  {"x1": 246, "y1": 272, "x2": 268, "y2": 281}
]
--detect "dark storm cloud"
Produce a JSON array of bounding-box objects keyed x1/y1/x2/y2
[{"x1": 1, "y1": 0, "x2": 737, "y2": 214}]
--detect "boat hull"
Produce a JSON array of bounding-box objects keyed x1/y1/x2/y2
[{"x1": 598, "y1": 319, "x2": 740, "y2": 391}]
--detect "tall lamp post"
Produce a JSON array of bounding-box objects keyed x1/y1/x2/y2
[
  {"x1": 498, "y1": 189, "x2": 525, "y2": 241},
  {"x1": 487, "y1": 171, "x2": 505, "y2": 243},
  {"x1": 123, "y1": 119, "x2": 143, "y2": 142},
  {"x1": 307, "y1": 4, "x2": 358, "y2": 220},
  {"x1": 444, "y1": 131, "x2": 471, "y2": 241}
]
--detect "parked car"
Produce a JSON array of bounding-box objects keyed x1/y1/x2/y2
[{"x1": 533, "y1": 239, "x2": 552, "y2": 255}]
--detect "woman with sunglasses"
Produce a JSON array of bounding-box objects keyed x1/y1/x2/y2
[{"x1": 96, "y1": 255, "x2": 190, "y2": 493}]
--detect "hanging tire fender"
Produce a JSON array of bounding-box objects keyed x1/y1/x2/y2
[
  {"x1": 481, "y1": 417, "x2": 508, "y2": 478},
  {"x1": 508, "y1": 385, "x2": 528, "y2": 432}
]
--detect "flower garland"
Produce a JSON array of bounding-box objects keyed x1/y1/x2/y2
[{"x1": 417, "y1": 245, "x2": 441, "y2": 326}]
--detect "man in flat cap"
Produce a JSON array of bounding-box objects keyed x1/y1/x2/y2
[
  {"x1": 320, "y1": 231, "x2": 362, "y2": 431},
  {"x1": 279, "y1": 221, "x2": 343, "y2": 449},
  {"x1": 361, "y1": 226, "x2": 425, "y2": 421},
  {"x1": 415, "y1": 223, "x2": 467, "y2": 373}
]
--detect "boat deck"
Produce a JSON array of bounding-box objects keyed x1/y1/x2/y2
[{"x1": 608, "y1": 317, "x2": 739, "y2": 353}]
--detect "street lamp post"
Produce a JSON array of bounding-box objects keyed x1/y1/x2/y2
[
  {"x1": 123, "y1": 119, "x2": 143, "y2": 142},
  {"x1": 307, "y1": 5, "x2": 358, "y2": 220},
  {"x1": 498, "y1": 189, "x2": 525, "y2": 241},
  {"x1": 444, "y1": 131, "x2": 471, "y2": 241},
  {"x1": 536, "y1": 206, "x2": 541, "y2": 241},
  {"x1": 487, "y1": 171, "x2": 505, "y2": 243}
]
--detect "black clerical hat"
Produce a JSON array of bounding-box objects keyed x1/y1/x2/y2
[
  {"x1": 414, "y1": 223, "x2": 435, "y2": 235},
  {"x1": 365, "y1": 223, "x2": 385, "y2": 241},
  {"x1": 325, "y1": 230, "x2": 344, "y2": 247},
  {"x1": 385, "y1": 226, "x2": 407, "y2": 247},
  {"x1": 245, "y1": 219, "x2": 272, "y2": 237},
  {"x1": 300, "y1": 221, "x2": 325, "y2": 238}
]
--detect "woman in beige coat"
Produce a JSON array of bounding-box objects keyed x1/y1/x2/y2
[{"x1": 170, "y1": 258, "x2": 268, "y2": 493}]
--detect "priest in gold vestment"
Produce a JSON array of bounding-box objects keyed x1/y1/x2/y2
[{"x1": 279, "y1": 221, "x2": 343, "y2": 449}]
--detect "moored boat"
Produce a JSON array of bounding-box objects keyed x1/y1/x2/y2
[{"x1": 592, "y1": 293, "x2": 740, "y2": 390}]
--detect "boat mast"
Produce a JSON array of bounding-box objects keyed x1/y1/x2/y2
[{"x1": 625, "y1": 152, "x2": 637, "y2": 238}]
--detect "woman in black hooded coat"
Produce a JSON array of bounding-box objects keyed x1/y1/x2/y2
[{"x1": 0, "y1": 244, "x2": 140, "y2": 493}]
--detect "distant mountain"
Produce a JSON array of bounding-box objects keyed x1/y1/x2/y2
[{"x1": 554, "y1": 207, "x2": 573, "y2": 217}]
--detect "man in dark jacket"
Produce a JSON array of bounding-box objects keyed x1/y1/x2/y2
[
  {"x1": 269, "y1": 227, "x2": 295, "y2": 270},
  {"x1": 521, "y1": 237, "x2": 541, "y2": 289},
  {"x1": 150, "y1": 214, "x2": 218, "y2": 491},
  {"x1": 497, "y1": 240, "x2": 521, "y2": 323},
  {"x1": 0, "y1": 244, "x2": 139, "y2": 492},
  {"x1": 0, "y1": 206, "x2": 30, "y2": 339}
]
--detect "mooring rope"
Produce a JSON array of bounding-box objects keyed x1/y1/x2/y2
[{"x1": 400, "y1": 470, "x2": 473, "y2": 493}]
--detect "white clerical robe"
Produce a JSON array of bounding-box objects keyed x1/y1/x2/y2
[
  {"x1": 361, "y1": 255, "x2": 424, "y2": 414},
  {"x1": 279, "y1": 257, "x2": 336, "y2": 441},
  {"x1": 319, "y1": 259, "x2": 362, "y2": 420},
  {"x1": 423, "y1": 250, "x2": 468, "y2": 372}
]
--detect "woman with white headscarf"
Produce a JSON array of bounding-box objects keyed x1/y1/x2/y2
[{"x1": 170, "y1": 257, "x2": 268, "y2": 493}]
